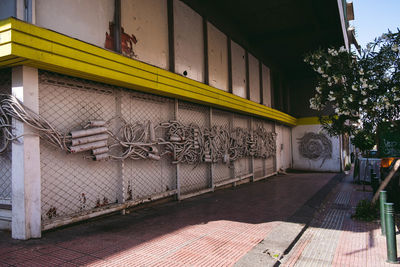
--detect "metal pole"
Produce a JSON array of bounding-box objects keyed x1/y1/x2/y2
[
  {"x1": 384, "y1": 203, "x2": 398, "y2": 263},
  {"x1": 380, "y1": 191, "x2": 387, "y2": 236}
]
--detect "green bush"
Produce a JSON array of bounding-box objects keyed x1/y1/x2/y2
[
  {"x1": 352, "y1": 199, "x2": 378, "y2": 221},
  {"x1": 345, "y1": 163, "x2": 351, "y2": 171}
]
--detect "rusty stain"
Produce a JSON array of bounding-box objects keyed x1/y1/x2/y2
[
  {"x1": 46, "y1": 207, "x2": 57, "y2": 219},
  {"x1": 95, "y1": 196, "x2": 110, "y2": 208},
  {"x1": 127, "y1": 182, "x2": 133, "y2": 201},
  {"x1": 79, "y1": 193, "x2": 87, "y2": 211},
  {"x1": 105, "y1": 22, "x2": 137, "y2": 58}
]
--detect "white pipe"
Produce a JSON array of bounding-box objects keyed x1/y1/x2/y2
[
  {"x1": 149, "y1": 121, "x2": 155, "y2": 142},
  {"x1": 70, "y1": 140, "x2": 108, "y2": 153},
  {"x1": 92, "y1": 147, "x2": 109, "y2": 155},
  {"x1": 71, "y1": 133, "x2": 108, "y2": 146},
  {"x1": 148, "y1": 153, "x2": 161, "y2": 161},
  {"x1": 87, "y1": 120, "x2": 106, "y2": 127},
  {"x1": 94, "y1": 153, "x2": 110, "y2": 161},
  {"x1": 70, "y1": 127, "x2": 108, "y2": 139}
]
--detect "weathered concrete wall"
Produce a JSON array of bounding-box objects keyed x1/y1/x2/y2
[
  {"x1": 121, "y1": 0, "x2": 169, "y2": 69},
  {"x1": 0, "y1": 0, "x2": 15, "y2": 20},
  {"x1": 262, "y1": 64, "x2": 272, "y2": 107},
  {"x1": 208, "y1": 22, "x2": 228, "y2": 91},
  {"x1": 35, "y1": 0, "x2": 114, "y2": 48},
  {"x1": 174, "y1": 0, "x2": 204, "y2": 82},
  {"x1": 292, "y1": 124, "x2": 341, "y2": 172},
  {"x1": 248, "y1": 53, "x2": 260, "y2": 103},
  {"x1": 276, "y1": 124, "x2": 292, "y2": 171},
  {"x1": 231, "y1": 41, "x2": 246, "y2": 98}
]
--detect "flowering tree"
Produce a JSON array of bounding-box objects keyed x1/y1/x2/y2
[{"x1": 305, "y1": 29, "x2": 400, "y2": 137}]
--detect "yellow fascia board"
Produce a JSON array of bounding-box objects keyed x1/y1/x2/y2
[
  {"x1": 297, "y1": 116, "x2": 333, "y2": 125},
  {"x1": 0, "y1": 17, "x2": 297, "y2": 126}
]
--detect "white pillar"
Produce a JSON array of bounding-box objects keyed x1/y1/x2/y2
[{"x1": 11, "y1": 66, "x2": 41, "y2": 240}]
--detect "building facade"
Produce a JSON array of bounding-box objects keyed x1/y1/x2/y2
[{"x1": 0, "y1": 0, "x2": 354, "y2": 239}]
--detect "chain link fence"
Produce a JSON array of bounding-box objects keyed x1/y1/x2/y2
[
  {"x1": 211, "y1": 108, "x2": 233, "y2": 184},
  {"x1": 177, "y1": 101, "x2": 211, "y2": 194},
  {"x1": 0, "y1": 68, "x2": 12, "y2": 205},
  {"x1": 232, "y1": 114, "x2": 252, "y2": 178},
  {"x1": 28, "y1": 70, "x2": 280, "y2": 227},
  {"x1": 121, "y1": 90, "x2": 176, "y2": 201},
  {"x1": 39, "y1": 71, "x2": 120, "y2": 222}
]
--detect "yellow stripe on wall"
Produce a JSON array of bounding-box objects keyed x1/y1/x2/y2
[{"x1": 0, "y1": 18, "x2": 297, "y2": 126}]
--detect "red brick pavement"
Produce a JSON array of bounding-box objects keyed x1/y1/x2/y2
[
  {"x1": 282, "y1": 175, "x2": 399, "y2": 267},
  {"x1": 0, "y1": 172, "x2": 335, "y2": 267}
]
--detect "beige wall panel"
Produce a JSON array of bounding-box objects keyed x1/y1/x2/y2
[
  {"x1": 262, "y1": 64, "x2": 272, "y2": 107},
  {"x1": 36, "y1": 0, "x2": 114, "y2": 48},
  {"x1": 208, "y1": 22, "x2": 228, "y2": 91},
  {"x1": 231, "y1": 41, "x2": 246, "y2": 98},
  {"x1": 248, "y1": 53, "x2": 260, "y2": 103},
  {"x1": 174, "y1": 0, "x2": 204, "y2": 82},
  {"x1": 121, "y1": 0, "x2": 169, "y2": 69}
]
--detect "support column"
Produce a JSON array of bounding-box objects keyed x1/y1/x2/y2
[{"x1": 11, "y1": 66, "x2": 41, "y2": 240}]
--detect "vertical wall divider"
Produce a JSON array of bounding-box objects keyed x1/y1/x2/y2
[
  {"x1": 273, "y1": 121, "x2": 278, "y2": 173},
  {"x1": 250, "y1": 117, "x2": 255, "y2": 181},
  {"x1": 259, "y1": 60, "x2": 264, "y2": 105},
  {"x1": 245, "y1": 51, "x2": 250, "y2": 100},
  {"x1": 230, "y1": 113, "x2": 236, "y2": 185},
  {"x1": 209, "y1": 107, "x2": 214, "y2": 190},
  {"x1": 167, "y1": 0, "x2": 175, "y2": 73},
  {"x1": 115, "y1": 89, "x2": 125, "y2": 207},
  {"x1": 227, "y1": 37, "x2": 233, "y2": 94},
  {"x1": 174, "y1": 99, "x2": 181, "y2": 200},
  {"x1": 203, "y1": 18, "x2": 209, "y2": 85},
  {"x1": 113, "y1": 0, "x2": 121, "y2": 54}
]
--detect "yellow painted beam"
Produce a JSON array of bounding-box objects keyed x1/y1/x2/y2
[
  {"x1": 0, "y1": 17, "x2": 297, "y2": 126},
  {"x1": 297, "y1": 116, "x2": 333, "y2": 125}
]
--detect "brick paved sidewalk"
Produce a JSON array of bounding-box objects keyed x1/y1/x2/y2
[
  {"x1": 280, "y1": 174, "x2": 399, "y2": 267},
  {"x1": 0, "y1": 172, "x2": 337, "y2": 267}
]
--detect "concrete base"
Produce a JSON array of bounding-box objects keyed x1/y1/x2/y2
[{"x1": 0, "y1": 207, "x2": 11, "y2": 230}]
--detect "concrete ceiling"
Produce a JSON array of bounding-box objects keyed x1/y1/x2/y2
[{"x1": 182, "y1": 0, "x2": 344, "y2": 77}]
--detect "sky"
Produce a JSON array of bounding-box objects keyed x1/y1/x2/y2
[{"x1": 352, "y1": 0, "x2": 400, "y2": 48}]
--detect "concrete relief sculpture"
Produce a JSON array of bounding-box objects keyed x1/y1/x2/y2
[
  {"x1": 298, "y1": 132, "x2": 332, "y2": 167},
  {"x1": 0, "y1": 94, "x2": 276, "y2": 165}
]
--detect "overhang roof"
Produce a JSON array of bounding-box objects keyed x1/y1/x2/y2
[{"x1": 183, "y1": 0, "x2": 345, "y2": 77}]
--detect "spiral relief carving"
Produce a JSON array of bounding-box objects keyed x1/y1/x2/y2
[{"x1": 298, "y1": 132, "x2": 332, "y2": 167}]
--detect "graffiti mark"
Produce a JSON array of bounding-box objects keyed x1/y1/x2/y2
[
  {"x1": 105, "y1": 22, "x2": 138, "y2": 58},
  {"x1": 46, "y1": 207, "x2": 57, "y2": 219},
  {"x1": 79, "y1": 193, "x2": 87, "y2": 211},
  {"x1": 95, "y1": 197, "x2": 110, "y2": 208},
  {"x1": 298, "y1": 132, "x2": 332, "y2": 167}
]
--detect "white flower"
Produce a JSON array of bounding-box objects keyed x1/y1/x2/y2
[
  {"x1": 348, "y1": 96, "x2": 353, "y2": 102},
  {"x1": 316, "y1": 86, "x2": 322, "y2": 93},
  {"x1": 362, "y1": 99, "x2": 368, "y2": 105},
  {"x1": 359, "y1": 69, "x2": 364, "y2": 75},
  {"x1": 328, "y1": 94, "x2": 336, "y2": 101},
  {"x1": 352, "y1": 85, "x2": 358, "y2": 91},
  {"x1": 391, "y1": 45, "x2": 398, "y2": 52},
  {"x1": 317, "y1": 67, "x2": 323, "y2": 74},
  {"x1": 328, "y1": 82, "x2": 333, "y2": 86},
  {"x1": 362, "y1": 82, "x2": 368, "y2": 89},
  {"x1": 322, "y1": 74, "x2": 328, "y2": 78},
  {"x1": 310, "y1": 61, "x2": 314, "y2": 65},
  {"x1": 361, "y1": 90, "x2": 367, "y2": 95},
  {"x1": 325, "y1": 61, "x2": 331, "y2": 67},
  {"x1": 333, "y1": 76, "x2": 340, "y2": 84},
  {"x1": 335, "y1": 107, "x2": 340, "y2": 113},
  {"x1": 328, "y1": 48, "x2": 338, "y2": 56},
  {"x1": 339, "y1": 46, "x2": 347, "y2": 52}
]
